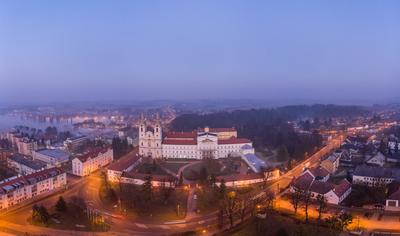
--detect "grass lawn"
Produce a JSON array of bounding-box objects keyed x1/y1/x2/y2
[
  {"x1": 29, "y1": 205, "x2": 109, "y2": 232},
  {"x1": 135, "y1": 162, "x2": 169, "y2": 175},
  {"x1": 183, "y1": 159, "x2": 239, "y2": 181},
  {"x1": 106, "y1": 182, "x2": 189, "y2": 223},
  {"x1": 160, "y1": 161, "x2": 189, "y2": 174},
  {"x1": 128, "y1": 188, "x2": 189, "y2": 222},
  {"x1": 196, "y1": 187, "x2": 220, "y2": 214}
]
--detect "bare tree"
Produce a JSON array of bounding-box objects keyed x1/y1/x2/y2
[
  {"x1": 222, "y1": 191, "x2": 239, "y2": 228},
  {"x1": 289, "y1": 188, "x2": 302, "y2": 214},
  {"x1": 238, "y1": 193, "x2": 252, "y2": 223},
  {"x1": 265, "y1": 190, "x2": 275, "y2": 212},
  {"x1": 316, "y1": 194, "x2": 327, "y2": 224},
  {"x1": 300, "y1": 189, "x2": 312, "y2": 223}
]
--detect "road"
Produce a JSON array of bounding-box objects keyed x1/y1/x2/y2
[{"x1": 0, "y1": 134, "x2": 345, "y2": 235}]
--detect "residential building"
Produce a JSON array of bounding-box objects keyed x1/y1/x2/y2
[
  {"x1": 32, "y1": 149, "x2": 70, "y2": 167},
  {"x1": 8, "y1": 154, "x2": 47, "y2": 175},
  {"x1": 386, "y1": 191, "x2": 400, "y2": 210},
  {"x1": 107, "y1": 150, "x2": 142, "y2": 182},
  {"x1": 119, "y1": 171, "x2": 176, "y2": 187},
  {"x1": 321, "y1": 152, "x2": 341, "y2": 173},
  {"x1": 72, "y1": 148, "x2": 113, "y2": 176},
  {"x1": 0, "y1": 168, "x2": 67, "y2": 210},
  {"x1": 352, "y1": 166, "x2": 399, "y2": 186},
  {"x1": 216, "y1": 173, "x2": 265, "y2": 187},
  {"x1": 366, "y1": 152, "x2": 386, "y2": 167},
  {"x1": 0, "y1": 149, "x2": 13, "y2": 161},
  {"x1": 302, "y1": 166, "x2": 330, "y2": 182},
  {"x1": 291, "y1": 172, "x2": 352, "y2": 205},
  {"x1": 64, "y1": 135, "x2": 87, "y2": 151},
  {"x1": 17, "y1": 139, "x2": 38, "y2": 156}
]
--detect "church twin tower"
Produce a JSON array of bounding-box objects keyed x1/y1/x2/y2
[{"x1": 138, "y1": 113, "x2": 162, "y2": 158}]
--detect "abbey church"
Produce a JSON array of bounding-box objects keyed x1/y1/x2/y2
[{"x1": 138, "y1": 114, "x2": 254, "y2": 159}]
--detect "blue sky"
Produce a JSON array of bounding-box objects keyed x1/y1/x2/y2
[{"x1": 0, "y1": 1, "x2": 399, "y2": 105}]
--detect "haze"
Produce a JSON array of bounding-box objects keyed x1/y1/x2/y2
[{"x1": 1, "y1": 1, "x2": 399, "y2": 105}]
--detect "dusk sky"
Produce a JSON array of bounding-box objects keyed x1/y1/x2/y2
[{"x1": 1, "y1": 1, "x2": 399, "y2": 105}]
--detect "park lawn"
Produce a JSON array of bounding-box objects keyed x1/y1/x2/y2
[
  {"x1": 195, "y1": 187, "x2": 220, "y2": 215},
  {"x1": 183, "y1": 159, "x2": 239, "y2": 181},
  {"x1": 29, "y1": 206, "x2": 109, "y2": 232},
  {"x1": 160, "y1": 161, "x2": 189, "y2": 174},
  {"x1": 129, "y1": 189, "x2": 189, "y2": 222},
  {"x1": 135, "y1": 162, "x2": 169, "y2": 175}
]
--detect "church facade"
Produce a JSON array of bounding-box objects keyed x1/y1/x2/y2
[{"x1": 138, "y1": 115, "x2": 253, "y2": 159}]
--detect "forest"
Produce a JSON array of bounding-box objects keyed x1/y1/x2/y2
[{"x1": 171, "y1": 105, "x2": 367, "y2": 160}]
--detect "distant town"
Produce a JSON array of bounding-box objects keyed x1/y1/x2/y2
[{"x1": 0, "y1": 103, "x2": 399, "y2": 235}]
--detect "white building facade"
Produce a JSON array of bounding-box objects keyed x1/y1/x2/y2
[
  {"x1": 0, "y1": 168, "x2": 67, "y2": 210},
  {"x1": 139, "y1": 116, "x2": 252, "y2": 159},
  {"x1": 72, "y1": 148, "x2": 113, "y2": 176}
]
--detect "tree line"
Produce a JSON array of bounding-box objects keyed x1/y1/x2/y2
[{"x1": 171, "y1": 105, "x2": 367, "y2": 160}]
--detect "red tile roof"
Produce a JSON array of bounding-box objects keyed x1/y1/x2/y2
[
  {"x1": 333, "y1": 179, "x2": 352, "y2": 197},
  {"x1": 310, "y1": 181, "x2": 334, "y2": 194},
  {"x1": 75, "y1": 147, "x2": 111, "y2": 162},
  {"x1": 122, "y1": 171, "x2": 176, "y2": 182},
  {"x1": 216, "y1": 173, "x2": 263, "y2": 182},
  {"x1": 292, "y1": 172, "x2": 314, "y2": 190},
  {"x1": 164, "y1": 132, "x2": 197, "y2": 139},
  {"x1": 218, "y1": 138, "x2": 251, "y2": 145},
  {"x1": 0, "y1": 167, "x2": 64, "y2": 194},
  {"x1": 309, "y1": 166, "x2": 330, "y2": 179},
  {"x1": 162, "y1": 139, "x2": 197, "y2": 145},
  {"x1": 108, "y1": 149, "x2": 142, "y2": 172}
]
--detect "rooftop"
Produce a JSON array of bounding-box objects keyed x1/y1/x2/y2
[
  {"x1": 292, "y1": 172, "x2": 314, "y2": 190},
  {"x1": 310, "y1": 181, "x2": 334, "y2": 194},
  {"x1": 74, "y1": 147, "x2": 111, "y2": 162},
  {"x1": 122, "y1": 170, "x2": 175, "y2": 182},
  {"x1": 243, "y1": 153, "x2": 267, "y2": 172},
  {"x1": 241, "y1": 144, "x2": 253, "y2": 150},
  {"x1": 35, "y1": 149, "x2": 70, "y2": 162},
  {"x1": 108, "y1": 149, "x2": 142, "y2": 172},
  {"x1": 0, "y1": 167, "x2": 64, "y2": 194},
  {"x1": 309, "y1": 166, "x2": 330, "y2": 179},
  {"x1": 333, "y1": 179, "x2": 352, "y2": 197},
  {"x1": 215, "y1": 173, "x2": 262, "y2": 182},
  {"x1": 9, "y1": 154, "x2": 47, "y2": 170},
  {"x1": 162, "y1": 139, "x2": 197, "y2": 145},
  {"x1": 218, "y1": 137, "x2": 251, "y2": 145},
  {"x1": 353, "y1": 166, "x2": 400, "y2": 179}
]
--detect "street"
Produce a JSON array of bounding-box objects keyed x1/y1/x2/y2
[{"x1": 2, "y1": 133, "x2": 394, "y2": 236}]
